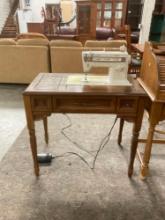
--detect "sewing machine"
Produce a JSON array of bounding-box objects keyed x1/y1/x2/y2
[{"x1": 82, "y1": 46, "x2": 131, "y2": 86}]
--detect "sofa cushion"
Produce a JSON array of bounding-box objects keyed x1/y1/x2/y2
[
  {"x1": 0, "y1": 38, "x2": 16, "y2": 45},
  {"x1": 16, "y1": 32, "x2": 47, "y2": 40},
  {"x1": 84, "y1": 40, "x2": 127, "y2": 48},
  {"x1": 17, "y1": 39, "x2": 49, "y2": 46},
  {"x1": 50, "y1": 40, "x2": 82, "y2": 47}
]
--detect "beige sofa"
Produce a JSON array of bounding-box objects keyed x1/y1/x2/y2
[
  {"x1": 50, "y1": 39, "x2": 127, "y2": 74},
  {"x1": 84, "y1": 40, "x2": 127, "y2": 74},
  {"x1": 0, "y1": 38, "x2": 127, "y2": 84},
  {"x1": 0, "y1": 38, "x2": 50, "y2": 84},
  {"x1": 50, "y1": 40, "x2": 84, "y2": 73}
]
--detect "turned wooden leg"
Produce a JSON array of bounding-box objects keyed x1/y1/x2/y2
[
  {"x1": 128, "y1": 126, "x2": 140, "y2": 177},
  {"x1": 29, "y1": 128, "x2": 39, "y2": 176},
  {"x1": 128, "y1": 99, "x2": 145, "y2": 178},
  {"x1": 140, "y1": 102, "x2": 162, "y2": 179},
  {"x1": 43, "y1": 117, "x2": 49, "y2": 144},
  {"x1": 118, "y1": 118, "x2": 124, "y2": 146},
  {"x1": 24, "y1": 96, "x2": 39, "y2": 177},
  {"x1": 140, "y1": 124, "x2": 155, "y2": 180}
]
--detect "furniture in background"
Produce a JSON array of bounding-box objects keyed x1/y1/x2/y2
[
  {"x1": 23, "y1": 73, "x2": 147, "y2": 176},
  {"x1": 16, "y1": 32, "x2": 48, "y2": 40},
  {"x1": 131, "y1": 43, "x2": 144, "y2": 54},
  {"x1": 42, "y1": 5, "x2": 62, "y2": 35},
  {"x1": 114, "y1": 25, "x2": 131, "y2": 51},
  {"x1": 50, "y1": 39, "x2": 83, "y2": 73},
  {"x1": 0, "y1": 38, "x2": 50, "y2": 84},
  {"x1": 0, "y1": 38, "x2": 129, "y2": 84},
  {"x1": 96, "y1": 27, "x2": 115, "y2": 40},
  {"x1": 75, "y1": 0, "x2": 97, "y2": 44},
  {"x1": 27, "y1": 23, "x2": 44, "y2": 34},
  {"x1": 50, "y1": 39, "x2": 127, "y2": 75},
  {"x1": 126, "y1": 0, "x2": 144, "y2": 32},
  {"x1": 95, "y1": 0, "x2": 128, "y2": 29},
  {"x1": 75, "y1": 0, "x2": 129, "y2": 43}
]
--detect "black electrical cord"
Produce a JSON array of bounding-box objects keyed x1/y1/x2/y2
[
  {"x1": 92, "y1": 116, "x2": 118, "y2": 169},
  {"x1": 59, "y1": 114, "x2": 118, "y2": 170},
  {"x1": 61, "y1": 114, "x2": 95, "y2": 155},
  {"x1": 54, "y1": 151, "x2": 92, "y2": 170}
]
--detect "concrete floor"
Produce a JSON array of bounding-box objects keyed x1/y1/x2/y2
[{"x1": 0, "y1": 84, "x2": 27, "y2": 161}]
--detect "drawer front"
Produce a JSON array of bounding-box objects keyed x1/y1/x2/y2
[
  {"x1": 31, "y1": 96, "x2": 52, "y2": 112},
  {"x1": 117, "y1": 97, "x2": 138, "y2": 114},
  {"x1": 53, "y1": 97, "x2": 116, "y2": 113}
]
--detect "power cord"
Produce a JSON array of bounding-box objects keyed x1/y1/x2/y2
[
  {"x1": 61, "y1": 114, "x2": 95, "y2": 156},
  {"x1": 60, "y1": 114, "x2": 118, "y2": 170},
  {"x1": 54, "y1": 151, "x2": 92, "y2": 170},
  {"x1": 91, "y1": 116, "x2": 118, "y2": 169}
]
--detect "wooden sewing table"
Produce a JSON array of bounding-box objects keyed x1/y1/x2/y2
[{"x1": 23, "y1": 73, "x2": 147, "y2": 176}]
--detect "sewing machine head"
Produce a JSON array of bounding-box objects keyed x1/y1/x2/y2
[{"x1": 82, "y1": 45, "x2": 131, "y2": 86}]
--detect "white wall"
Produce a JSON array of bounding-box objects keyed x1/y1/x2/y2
[
  {"x1": 139, "y1": 0, "x2": 156, "y2": 44},
  {"x1": 19, "y1": 0, "x2": 60, "y2": 22},
  {"x1": 0, "y1": 0, "x2": 12, "y2": 32},
  {"x1": 17, "y1": 9, "x2": 32, "y2": 33}
]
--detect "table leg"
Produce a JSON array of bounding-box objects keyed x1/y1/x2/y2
[
  {"x1": 43, "y1": 116, "x2": 49, "y2": 144},
  {"x1": 118, "y1": 118, "x2": 124, "y2": 146},
  {"x1": 128, "y1": 99, "x2": 145, "y2": 177},
  {"x1": 140, "y1": 123, "x2": 155, "y2": 179},
  {"x1": 140, "y1": 102, "x2": 162, "y2": 179},
  {"x1": 128, "y1": 123, "x2": 141, "y2": 177},
  {"x1": 24, "y1": 96, "x2": 39, "y2": 176},
  {"x1": 29, "y1": 127, "x2": 39, "y2": 176}
]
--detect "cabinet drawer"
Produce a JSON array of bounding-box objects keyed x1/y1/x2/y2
[
  {"x1": 117, "y1": 97, "x2": 138, "y2": 113},
  {"x1": 31, "y1": 96, "x2": 52, "y2": 112},
  {"x1": 53, "y1": 97, "x2": 116, "y2": 113}
]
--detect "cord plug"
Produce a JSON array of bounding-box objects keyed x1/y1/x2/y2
[{"x1": 37, "y1": 153, "x2": 55, "y2": 164}]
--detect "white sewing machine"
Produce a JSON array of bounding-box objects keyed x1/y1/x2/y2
[{"x1": 82, "y1": 46, "x2": 131, "y2": 86}]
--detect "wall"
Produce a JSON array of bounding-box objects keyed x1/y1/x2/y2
[
  {"x1": 61, "y1": 0, "x2": 76, "y2": 23},
  {"x1": 139, "y1": 0, "x2": 156, "y2": 44},
  {"x1": 0, "y1": 0, "x2": 15, "y2": 32}
]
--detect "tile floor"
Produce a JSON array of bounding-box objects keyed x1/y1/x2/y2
[{"x1": 0, "y1": 84, "x2": 27, "y2": 161}]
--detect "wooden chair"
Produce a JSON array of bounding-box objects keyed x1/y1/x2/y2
[
  {"x1": 114, "y1": 25, "x2": 141, "y2": 76},
  {"x1": 118, "y1": 42, "x2": 165, "y2": 178},
  {"x1": 114, "y1": 25, "x2": 131, "y2": 52},
  {"x1": 41, "y1": 6, "x2": 61, "y2": 35}
]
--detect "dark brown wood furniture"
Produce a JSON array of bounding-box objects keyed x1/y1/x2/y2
[
  {"x1": 27, "y1": 23, "x2": 44, "y2": 34},
  {"x1": 75, "y1": 0, "x2": 97, "y2": 44},
  {"x1": 41, "y1": 5, "x2": 61, "y2": 35},
  {"x1": 95, "y1": 0, "x2": 128, "y2": 28},
  {"x1": 23, "y1": 73, "x2": 147, "y2": 177},
  {"x1": 131, "y1": 44, "x2": 144, "y2": 55},
  {"x1": 75, "y1": 0, "x2": 128, "y2": 43},
  {"x1": 126, "y1": 0, "x2": 144, "y2": 32}
]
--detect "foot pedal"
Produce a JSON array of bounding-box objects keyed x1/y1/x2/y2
[{"x1": 37, "y1": 153, "x2": 54, "y2": 164}]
